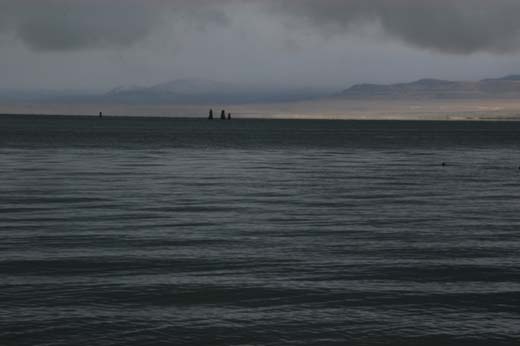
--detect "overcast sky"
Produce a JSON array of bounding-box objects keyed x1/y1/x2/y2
[{"x1": 1, "y1": 0, "x2": 520, "y2": 91}]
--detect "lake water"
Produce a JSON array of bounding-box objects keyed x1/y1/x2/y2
[{"x1": 1, "y1": 115, "x2": 520, "y2": 345}]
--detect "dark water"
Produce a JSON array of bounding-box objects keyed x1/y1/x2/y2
[{"x1": 1, "y1": 115, "x2": 520, "y2": 346}]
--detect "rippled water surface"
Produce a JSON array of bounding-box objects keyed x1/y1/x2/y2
[{"x1": 1, "y1": 115, "x2": 520, "y2": 345}]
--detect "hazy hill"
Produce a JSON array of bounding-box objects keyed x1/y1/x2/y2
[
  {"x1": 106, "y1": 78, "x2": 326, "y2": 104},
  {"x1": 106, "y1": 79, "x2": 237, "y2": 102},
  {"x1": 4, "y1": 75, "x2": 520, "y2": 106},
  {"x1": 339, "y1": 75, "x2": 520, "y2": 99}
]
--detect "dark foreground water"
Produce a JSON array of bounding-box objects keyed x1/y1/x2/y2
[{"x1": 1, "y1": 115, "x2": 520, "y2": 346}]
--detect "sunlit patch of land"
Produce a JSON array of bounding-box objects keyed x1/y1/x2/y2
[
  {"x1": 2, "y1": 98, "x2": 520, "y2": 120},
  {"x1": 233, "y1": 99, "x2": 520, "y2": 120}
]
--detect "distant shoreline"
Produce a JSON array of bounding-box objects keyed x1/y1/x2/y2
[
  {"x1": 1, "y1": 97, "x2": 520, "y2": 121},
  {"x1": 2, "y1": 112, "x2": 520, "y2": 122}
]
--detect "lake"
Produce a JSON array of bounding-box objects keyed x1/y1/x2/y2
[{"x1": 1, "y1": 115, "x2": 519, "y2": 345}]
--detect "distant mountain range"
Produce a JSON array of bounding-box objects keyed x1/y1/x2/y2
[
  {"x1": 105, "y1": 78, "x2": 326, "y2": 104},
  {"x1": 3, "y1": 75, "x2": 520, "y2": 105},
  {"x1": 338, "y1": 75, "x2": 520, "y2": 99},
  {"x1": 109, "y1": 75, "x2": 520, "y2": 103}
]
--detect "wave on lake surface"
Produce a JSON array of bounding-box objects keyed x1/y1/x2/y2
[{"x1": 1, "y1": 115, "x2": 519, "y2": 345}]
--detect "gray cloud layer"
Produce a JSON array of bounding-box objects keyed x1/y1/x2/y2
[
  {"x1": 0, "y1": 1, "x2": 156, "y2": 50},
  {"x1": 271, "y1": 0, "x2": 520, "y2": 54},
  {"x1": 1, "y1": 0, "x2": 520, "y2": 54},
  {"x1": 0, "y1": 0, "x2": 223, "y2": 51}
]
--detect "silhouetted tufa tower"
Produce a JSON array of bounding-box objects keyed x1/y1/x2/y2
[
  {"x1": 208, "y1": 109, "x2": 214, "y2": 120},
  {"x1": 99, "y1": 112, "x2": 103, "y2": 118},
  {"x1": 221, "y1": 110, "x2": 226, "y2": 120},
  {"x1": 227, "y1": 112, "x2": 231, "y2": 120}
]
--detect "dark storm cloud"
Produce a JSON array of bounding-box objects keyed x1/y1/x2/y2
[
  {"x1": 0, "y1": 0, "x2": 226, "y2": 51},
  {"x1": 1, "y1": 0, "x2": 520, "y2": 54},
  {"x1": 0, "y1": 0, "x2": 163, "y2": 50},
  {"x1": 270, "y1": 0, "x2": 520, "y2": 54}
]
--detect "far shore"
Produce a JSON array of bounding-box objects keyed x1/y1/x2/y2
[{"x1": 2, "y1": 98, "x2": 520, "y2": 121}]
